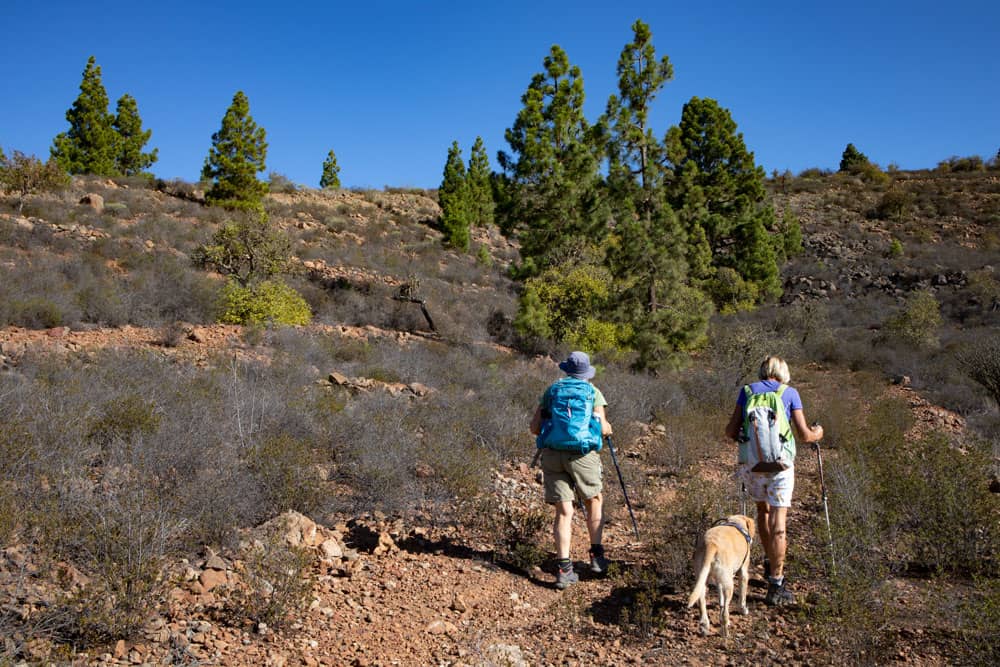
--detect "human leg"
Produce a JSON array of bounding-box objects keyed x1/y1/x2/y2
[
  {"x1": 767, "y1": 506, "x2": 788, "y2": 578},
  {"x1": 553, "y1": 500, "x2": 574, "y2": 559}
]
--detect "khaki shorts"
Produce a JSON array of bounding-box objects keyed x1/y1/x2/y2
[
  {"x1": 541, "y1": 449, "x2": 603, "y2": 504},
  {"x1": 739, "y1": 463, "x2": 795, "y2": 508}
]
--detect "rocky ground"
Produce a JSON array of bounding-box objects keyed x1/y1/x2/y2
[{"x1": 0, "y1": 324, "x2": 975, "y2": 667}]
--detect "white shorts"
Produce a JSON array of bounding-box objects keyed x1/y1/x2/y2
[{"x1": 739, "y1": 464, "x2": 794, "y2": 508}]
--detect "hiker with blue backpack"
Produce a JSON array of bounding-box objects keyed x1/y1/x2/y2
[
  {"x1": 724, "y1": 355, "x2": 823, "y2": 606},
  {"x1": 530, "y1": 351, "x2": 613, "y2": 589}
]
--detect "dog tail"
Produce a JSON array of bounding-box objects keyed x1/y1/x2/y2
[{"x1": 687, "y1": 542, "x2": 718, "y2": 608}]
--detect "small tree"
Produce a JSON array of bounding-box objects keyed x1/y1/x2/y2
[
  {"x1": 113, "y1": 94, "x2": 158, "y2": 176},
  {"x1": 319, "y1": 149, "x2": 341, "y2": 189},
  {"x1": 439, "y1": 140, "x2": 470, "y2": 251},
  {"x1": 201, "y1": 91, "x2": 268, "y2": 209},
  {"x1": 0, "y1": 150, "x2": 70, "y2": 212},
  {"x1": 959, "y1": 337, "x2": 1000, "y2": 407},
  {"x1": 51, "y1": 56, "x2": 119, "y2": 176},
  {"x1": 466, "y1": 136, "x2": 494, "y2": 227},
  {"x1": 839, "y1": 143, "x2": 870, "y2": 174},
  {"x1": 193, "y1": 209, "x2": 291, "y2": 288}
]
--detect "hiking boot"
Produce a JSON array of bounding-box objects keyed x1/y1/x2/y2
[
  {"x1": 589, "y1": 548, "x2": 609, "y2": 575},
  {"x1": 765, "y1": 578, "x2": 795, "y2": 606},
  {"x1": 763, "y1": 557, "x2": 771, "y2": 580},
  {"x1": 555, "y1": 566, "x2": 579, "y2": 590}
]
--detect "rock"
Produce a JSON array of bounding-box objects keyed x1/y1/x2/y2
[
  {"x1": 329, "y1": 372, "x2": 350, "y2": 386},
  {"x1": 320, "y1": 538, "x2": 343, "y2": 560},
  {"x1": 199, "y1": 568, "x2": 228, "y2": 591},
  {"x1": 425, "y1": 619, "x2": 458, "y2": 635},
  {"x1": 187, "y1": 328, "x2": 206, "y2": 343},
  {"x1": 450, "y1": 594, "x2": 468, "y2": 613},
  {"x1": 408, "y1": 382, "x2": 432, "y2": 396},
  {"x1": 114, "y1": 639, "x2": 127, "y2": 658},
  {"x1": 204, "y1": 554, "x2": 228, "y2": 571},
  {"x1": 79, "y1": 193, "x2": 104, "y2": 212},
  {"x1": 45, "y1": 326, "x2": 70, "y2": 338},
  {"x1": 372, "y1": 531, "x2": 396, "y2": 556}
]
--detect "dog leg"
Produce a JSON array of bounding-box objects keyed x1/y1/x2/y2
[
  {"x1": 720, "y1": 579, "x2": 733, "y2": 639},
  {"x1": 738, "y1": 559, "x2": 750, "y2": 615},
  {"x1": 698, "y1": 592, "x2": 710, "y2": 636}
]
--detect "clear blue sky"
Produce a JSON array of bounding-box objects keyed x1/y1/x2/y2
[{"x1": 2, "y1": 1, "x2": 997, "y2": 189}]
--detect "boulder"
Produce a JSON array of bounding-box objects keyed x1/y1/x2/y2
[{"x1": 79, "y1": 193, "x2": 104, "y2": 212}]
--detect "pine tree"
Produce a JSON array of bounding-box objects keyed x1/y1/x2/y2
[
  {"x1": 665, "y1": 97, "x2": 780, "y2": 303},
  {"x1": 602, "y1": 19, "x2": 674, "y2": 221},
  {"x1": 51, "y1": 56, "x2": 119, "y2": 176},
  {"x1": 113, "y1": 94, "x2": 158, "y2": 176},
  {"x1": 439, "y1": 141, "x2": 470, "y2": 251},
  {"x1": 839, "y1": 143, "x2": 870, "y2": 173},
  {"x1": 602, "y1": 20, "x2": 686, "y2": 314},
  {"x1": 320, "y1": 149, "x2": 341, "y2": 189},
  {"x1": 498, "y1": 45, "x2": 606, "y2": 274},
  {"x1": 202, "y1": 91, "x2": 268, "y2": 209},
  {"x1": 466, "y1": 136, "x2": 494, "y2": 227}
]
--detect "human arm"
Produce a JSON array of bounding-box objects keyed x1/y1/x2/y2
[
  {"x1": 593, "y1": 405, "x2": 613, "y2": 435},
  {"x1": 725, "y1": 403, "x2": 743, "y2": 441},
  {"x1": 530, "y1": 405, "x2": 543, "y2": 436},
  {"x1": 791, "y1": 409, "x2": 824, "y2": 443}
]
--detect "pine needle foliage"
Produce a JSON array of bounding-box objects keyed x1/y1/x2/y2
[
  {"x1": 50, "y1": 56, "x2": 119, "y2": 176},
  {"x1": 113, "y1": 94, "x2": 158, "y2": 176},
  {"x1": 320, "y1": 149, "x2": 341, "y2": 189},
  {"x1": 202, "y1": 91, "x2": 269, "y2": 210},
  {"x1": 439, "y1": 140, "x2": 471, "y2": 251}
]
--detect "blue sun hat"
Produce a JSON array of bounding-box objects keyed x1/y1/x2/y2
[{"x1": 559, "y1": 351, "x2": 596, "y2": 380}]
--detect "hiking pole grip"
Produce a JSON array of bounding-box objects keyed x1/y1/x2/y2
[{"x1": 605, "y1": 435, "x2": 640, "y2": 540}]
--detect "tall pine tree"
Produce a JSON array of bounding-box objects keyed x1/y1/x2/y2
[
  {"x1": 665, "y1": 97, "x2": 779, "y2": 304},
  {"x1": 601, "y1": 21, "x2": 710, "y2": 370},
  {"x1": 113, "y1": 94, "x2": 158, "y2": 176},
  {"x1": 466, "y1": 136, "x2": 494, "y2": 227},
  {"x1": 498, "y1": 45, "x2": 606, "y2": 275},
  {"x1": 51, "y1": 56, "x2": 119, "y2": 176},
  {"x1": 202, "y1": 91, "x2": 268, "y2": 209},
  {"x1": 320, "y1": 149, "x2": 341, "y2": 189},
  {"x1": 439, "y1": 141, "x2": 470, "y2": 251}
]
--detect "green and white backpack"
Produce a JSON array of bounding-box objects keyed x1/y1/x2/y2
[{"x1": 739, "y1": 384, "x2": 796, "y2": 472}]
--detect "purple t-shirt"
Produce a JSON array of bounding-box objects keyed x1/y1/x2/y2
[{"x1": 736, "y1": 380, "x2": 803, "y2": 419}]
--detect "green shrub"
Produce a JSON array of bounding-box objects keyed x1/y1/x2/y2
[
  {"x1": 959, "y1": 336, "x2": 1000, "y2": 406},
  {"x1": 247, "y1": 434, "x2": 324, "y2": 515},
  {"x1": 882, "y1": 290, "x2": 942, "y2": 349},
  {"x1": 887, "y1": 238, "x2": 904, "y2": 257},
  {"x1": 219, "y1": 279, "x2": 312, "y2": 326},
  {"x1": 564, "y1": 317, "x2": 632, "y2": 359},
  {"x1": 873, "y1": 189, "x2": 914, "y2": 221},
  {"x1": 703, "y1": 267, "x2": 759, "y2": 314}
]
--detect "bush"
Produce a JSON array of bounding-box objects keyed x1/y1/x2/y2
[
  {"x1": 872, "y1": 189, "x2": 914, "y2": 221},
  {"x1": 219, "y1": 279, "x2": 312, "y2": 326},
  {"x1": 0, "y1": 150, "x2": 70, "y2": 212},
  {"x1": 247, "y1": 434, "x2": 325, "y2": 516},
  {"x1": 958, "y1": 337, "x2": 1000, "y2": 407},
  {"x1": 882, "y1": 290, "x2": 942, "y2": 350},
  {"x1": 224, "y1": 532, "x2": 313, "y2": 630}
]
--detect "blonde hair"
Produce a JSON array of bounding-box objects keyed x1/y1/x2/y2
[{"x1": 758, "y1": 356, "x2": 790, "y2": 383}]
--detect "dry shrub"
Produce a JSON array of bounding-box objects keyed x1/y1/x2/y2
[{"x1": 223, "y1": 531, "x2": 314, "y2": 630}]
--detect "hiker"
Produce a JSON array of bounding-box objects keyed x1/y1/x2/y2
[
  {"x1": 724, "y1": 355, "x2": 823, "y2": 606},
  {"x1": 530, "y1": 351, "x2": 613, "y2": 589}
]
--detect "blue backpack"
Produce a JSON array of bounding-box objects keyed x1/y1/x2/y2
[{"x1": 536, "y1": 378, "x2": 603, "y2": 453}]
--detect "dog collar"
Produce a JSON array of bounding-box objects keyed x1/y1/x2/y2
[{"x1": 716, "y1": 520, "x2": 753, "y2": 546}]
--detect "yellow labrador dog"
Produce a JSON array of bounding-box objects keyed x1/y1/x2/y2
[{"x1": 687, "y1": 514, "x2": 756, "y2": 637}]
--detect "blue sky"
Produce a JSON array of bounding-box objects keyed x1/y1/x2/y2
[{"x1": 2, "y1": 1, "x2": 997, "y2": 189}]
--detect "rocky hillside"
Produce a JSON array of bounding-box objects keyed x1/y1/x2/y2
[{"x1": 0, "y1": 171, "x2": 998, "y2": 665}]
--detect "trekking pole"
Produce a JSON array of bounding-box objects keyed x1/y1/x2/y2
[
  {"x1": 605, "y1": 435, "x2": 640, "y2": 540},
  {"x1": 739, "y1": 481, "x2": 748, "y2": 518},
  {"x1": 812, "y1": 439, "x2": 836, "y2": 575}
]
